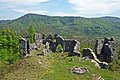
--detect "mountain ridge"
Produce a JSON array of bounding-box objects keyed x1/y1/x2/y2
[
  {"x1": 0, "y1": 13, "x2": 120, "y2": 40},
  {"x1": 1, "y1": 13, "x2": 120, "y2": 21}
]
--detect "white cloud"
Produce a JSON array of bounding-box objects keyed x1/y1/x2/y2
[
  {"x1": 68, "y1": 0, "x2": 120, "y2": 15},
  {"x1": 12, "y1": 9, "x2": 49, "y2": 14},
  {"x1": 0, "y1": 0, "x2": 49, "y2": 4},
  {"x1": 50, "y1": 12, "x2": 80, "y2": 17}
]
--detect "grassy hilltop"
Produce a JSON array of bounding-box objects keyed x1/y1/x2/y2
[{"x1": 0, "y1": 48, "x2": 120, "y2": 80}]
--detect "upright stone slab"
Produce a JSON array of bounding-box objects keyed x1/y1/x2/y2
[
  {"x1": 42, "y1": 42, "x2": 50, "y2": 55},
  {"x1": 74, "y1": 40, "x2": 80, "y2": 53},
  {"x1": 95, "y1": 39, "x2": 104, "y2": 55},
  {"x1": 110, "y1": 38, "x2": 116, "y2": 63},
  {"x1": 34, "y1": 33, "x2": 42, "y2": 47},
  {"x1": 34, "y1": 33, "x2": 38, "y2": 45},
  {"x1": 19, "y1": 38, "x2": 28, "y2": 57}
]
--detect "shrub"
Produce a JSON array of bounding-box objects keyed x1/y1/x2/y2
[
  {"x1": 56, "y1": 44, "x2": 63, "y2": 53},
  {"x1": 0, "y1": 28, "x2": 20, "y2": 64}
]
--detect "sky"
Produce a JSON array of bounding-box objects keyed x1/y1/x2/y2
[{"x1": 0, "y1": 0, "x2": 120, "y2": 20}]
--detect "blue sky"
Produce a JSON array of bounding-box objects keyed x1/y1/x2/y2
[{"x1": 0, "y1": 0, "x2": 120, "y2": 20}]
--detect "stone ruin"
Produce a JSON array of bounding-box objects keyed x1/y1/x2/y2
[
  {"x1": 20, "y1": 32, "x2": 116, "y2": 63},
  {"x1": 82, "y1": 48, "x2": 108, "y2": 69},
  {"x1": 19, "y1": 33, "x2": 80, "y2": 57},
  {"x1": 19, "y1": 33, "x2": 42, "y2": 57},
  {"x1": 95, "y1": 37, "x2": 116, "y2": 63},
  {"x1": 34, "y1": 33, "x2": 42, "y2": 47},
  {"x1": 19, "y1": 38, "x2": 30, "y2": 57},
  {"x1": 43, "y1": 35, "x2": 80, "y2": 56},
  {"x1": 82, "y1": 37, "x2": 116, "y2": 68},
  {"x1": 42, "y1": 42, "x2": 50, "y2": 55},
  {"x1": 19, "y1": 32, "x2": 117, "y2": 70}
]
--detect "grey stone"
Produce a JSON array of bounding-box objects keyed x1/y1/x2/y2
[
  {"x1": 34, "y1": 33, "x2": 42, "y2": 46},
  {"x1": 95, "y1": 37, "x2": 116, "y2": 63},
  {"x1": 42, "y1": 42, "x2": 50, "y2": 55},
  {"x1": 82, "y1": 48, "x2": 108, "y2": 69},
  {"x1": 63, "y1": 39, "x2": 76, "y2": 52},
  {"x1": 43, "y1": 35, "x2": 80, "y2": 56},
  {"x1": 70, "y1": 67, "x2": 89, "y2": 74},
  {"x1": 19, "y1": 38, "x2": 28, "y2": 57},
  {"x1": 82, "y1": 48, "x2": 96, "y2": 59}
]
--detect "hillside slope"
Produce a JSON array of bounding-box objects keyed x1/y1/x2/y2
[
  {"x1": 0, "y1": 51, "x2": 120, "y2": 80},
  {"x1": 0, "y1": 13, "x2": 120, "y2": 39}
]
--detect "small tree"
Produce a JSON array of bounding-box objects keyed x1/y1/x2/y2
[{"x1": 28, "y1": 25, "x2": 35, "y2": 44}]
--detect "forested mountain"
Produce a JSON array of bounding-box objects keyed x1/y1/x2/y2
[{"x1": 0, "y1": 13, "x2": 120, "y2": 39}]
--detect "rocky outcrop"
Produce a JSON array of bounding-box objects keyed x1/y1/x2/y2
[{"x1": 95, "y1": 37, "x2": 116, "y2": 63}]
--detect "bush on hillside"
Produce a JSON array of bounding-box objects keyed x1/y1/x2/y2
[
  {"x1": 0, "y1": 28, "x2": 20, "y2": 64},
  {"x1": 56, "y1": 44, "x2": 63, "y2": 53}
]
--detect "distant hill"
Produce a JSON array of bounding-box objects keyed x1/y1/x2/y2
[{"x1": 0, "y1": 13, "x2": 120, "y2": 39}]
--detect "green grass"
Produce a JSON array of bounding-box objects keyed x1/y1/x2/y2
[
  {"x1": 0, "y1": 51, "x2": 120, "y2": 80},
  {"x1": 40, "y1": 53, "x2": 120, "y2": 80}
]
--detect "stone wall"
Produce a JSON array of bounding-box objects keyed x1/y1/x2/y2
[
  {"x1": 54, "y1": 36, "x2": 80, "y2": 53},
  {"x1": 19, "y1": 33, "x2": 43, "y2": 57},
  {"x1": 19, "y1": 34, "x2": 80, "y2": 57}
]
